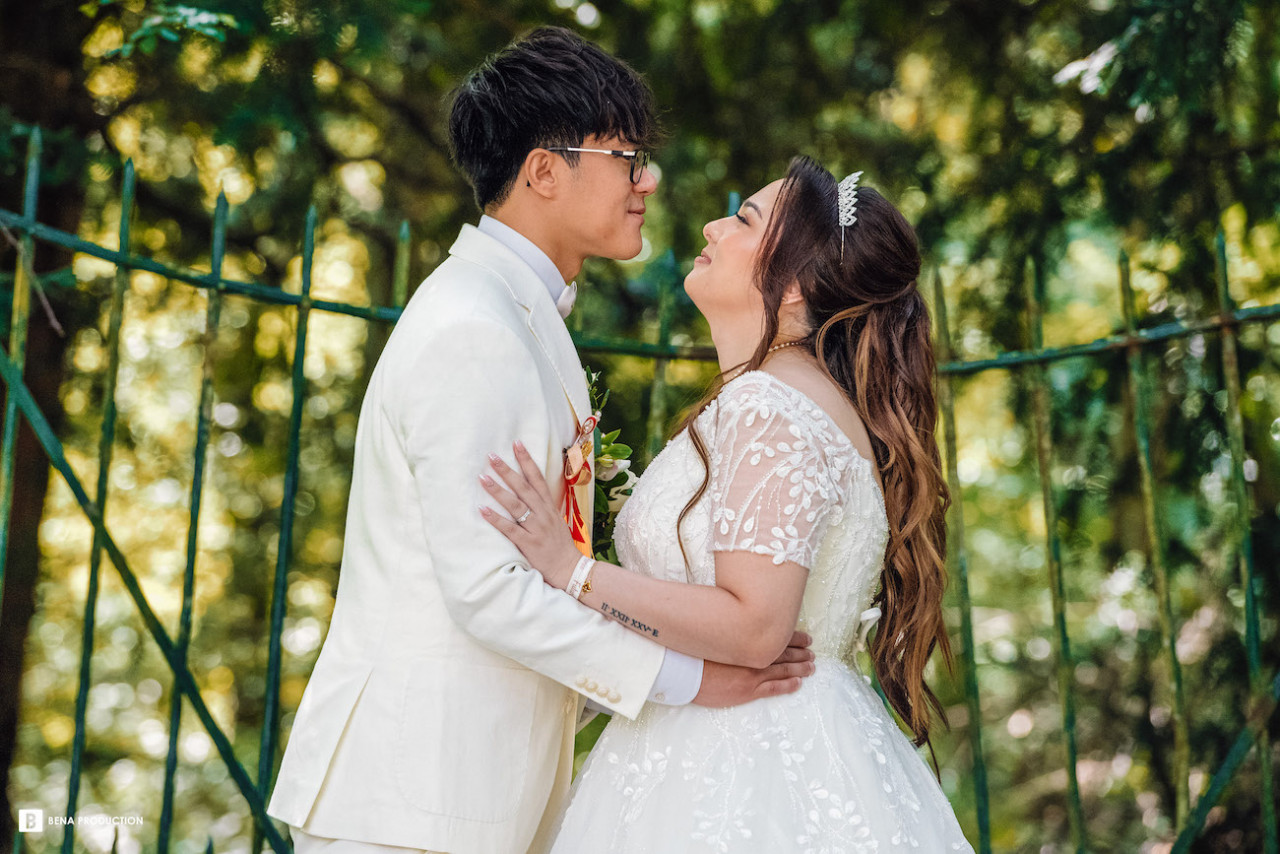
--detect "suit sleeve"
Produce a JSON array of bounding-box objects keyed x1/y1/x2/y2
[{"x1": 394, "y1": 316, "x2": 665, "y2": 718}]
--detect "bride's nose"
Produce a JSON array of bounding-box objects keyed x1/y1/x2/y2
[{"x1": 703, "y1": 216, "x2": 725, "y2": 244}]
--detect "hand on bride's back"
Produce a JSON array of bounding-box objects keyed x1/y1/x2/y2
[{"x1": 692, "y1": 631, "x2": 816, "y2": 707}]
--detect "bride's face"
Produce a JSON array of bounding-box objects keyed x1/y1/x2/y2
[{"x1": 684, "y1": 179, "x2": 784, "y2": 326}]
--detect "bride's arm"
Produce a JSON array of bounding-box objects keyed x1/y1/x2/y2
[
  {"x1": 479, "y1": 442, "x2": 808, "y2": 668},
  {"x1": 566, "y1": 552, "x2": 807, "y2": 669}
]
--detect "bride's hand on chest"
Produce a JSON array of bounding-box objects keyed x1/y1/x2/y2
[{"x1": 478, "y1": 441, "x2": 582, "y2": 588}]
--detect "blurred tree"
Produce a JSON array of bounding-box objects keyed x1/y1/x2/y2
[{"x1": 0, "y1": 0, "x2": 105, "y2": 842}]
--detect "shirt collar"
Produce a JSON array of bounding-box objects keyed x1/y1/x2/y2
[{"x1": 477, "y1": 215, "x2": 574, "y2": 308}]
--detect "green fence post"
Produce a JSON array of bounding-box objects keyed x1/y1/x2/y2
[
  {"x1": 1213, "y1": 232, "x2": 1277, "y2": 853},
  {"x1": 1171, "y1": 672, "x2": 1280, "y2": 853},
  {"x1": 1025, "y1": 255, "x2": 1086, "y2": 852},
  {"x1": 393, "y1": 219, "x2": 411, "y2": 310},
  {"x1": 644, "y1": 250, "x2": 677, "y2": 463},
  {"x1": 257, "y1": 206, "x2": 316, "y2": 853},
  {"x1": 0, "y1": 127, "x2": 41, "y2": 624},
  {"x1": 62, "y1": 159, "x2": 136, "y2": 853},
  {"x1": 1117, "y1": 250, "x2": 1191, "y2": 827},
  {"x1": 931, "y1": 269, "x2": 991, "y2": 852},
  {"x1": 159, "y1": 191, "x2": 228, "y2": 854},
  {"x1": 0, "y1": 285, "x2": 304, "y2": 854}
]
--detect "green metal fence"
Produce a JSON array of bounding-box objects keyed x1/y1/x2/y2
[{"x1": 2, "y1": 130, "x2": 1278, "y2": 853}]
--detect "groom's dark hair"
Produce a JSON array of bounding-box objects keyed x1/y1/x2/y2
[{"x1": 448, "y1": 26, "x2": 660, "y2": 210}]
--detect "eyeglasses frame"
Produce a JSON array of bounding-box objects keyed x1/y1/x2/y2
[{"x1": 544, "y1": 147, "x2": 652, "y2": 184}]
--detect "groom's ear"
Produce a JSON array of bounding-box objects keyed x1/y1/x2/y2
[{"x1": 522, "y1": 148, "x2": 560, "y2": 199}]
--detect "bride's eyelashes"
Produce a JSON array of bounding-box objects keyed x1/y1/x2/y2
[{"x1": 735, "y1": 211, "x2": 749, "y2": 225}]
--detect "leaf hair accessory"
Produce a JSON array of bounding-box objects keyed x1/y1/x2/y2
[{"x1": 837, "y1": 170, "x2": 864, "y2": 258}]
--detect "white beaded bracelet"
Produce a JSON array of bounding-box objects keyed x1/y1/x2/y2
[{"x1": 566, "y1": 555, "x2": 596, "y2": 601}]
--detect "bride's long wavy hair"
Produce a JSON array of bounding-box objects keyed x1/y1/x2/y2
[{"x1": 674, "y1": 155, "x2": 952, "y2": 748}]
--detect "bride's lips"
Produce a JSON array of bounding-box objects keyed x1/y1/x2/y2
[{"x1": 694, "y1": 248, "x2": 711, "y2": 265}]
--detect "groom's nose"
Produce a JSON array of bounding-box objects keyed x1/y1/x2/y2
[{"x1": 634, "y1": 164, "x2": 658, "y2": 195}]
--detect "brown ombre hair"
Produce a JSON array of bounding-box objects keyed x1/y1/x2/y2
[{"x1": 675, "y1": 155, "x2": 952, "y2": 748}]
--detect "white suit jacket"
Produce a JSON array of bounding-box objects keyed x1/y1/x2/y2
[{"x1": 267, "y1": 225, "x2": 667, "y2": 854}]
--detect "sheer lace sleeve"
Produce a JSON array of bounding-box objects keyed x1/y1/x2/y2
[{"x1": 707, "y1": 374, "x2": 844, "y2": 569}]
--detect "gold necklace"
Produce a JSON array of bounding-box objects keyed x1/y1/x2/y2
[{"x1": 767, "y1": 340, "x2": 805, "y2": 354}]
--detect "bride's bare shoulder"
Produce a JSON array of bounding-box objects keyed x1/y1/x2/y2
[{"x1": 759, "y1": 359, "x2": 878, "y2": 464}]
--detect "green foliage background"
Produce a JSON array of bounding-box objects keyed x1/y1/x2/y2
[{"x1": 2, "y1": 0, "x2": 1279, "y2": 852}]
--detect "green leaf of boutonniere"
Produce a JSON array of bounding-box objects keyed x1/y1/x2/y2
[{"x1": 585, "y1": 365, "x2": 638, "y2": 561}]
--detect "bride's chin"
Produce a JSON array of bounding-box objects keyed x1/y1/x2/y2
[{"x1": 682, "y1": 278, "x2": 703, "y2": 309}]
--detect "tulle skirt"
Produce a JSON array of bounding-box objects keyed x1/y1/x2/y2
[{"x1": 548, "y1": 658, "x2": 975, "y2": 854}]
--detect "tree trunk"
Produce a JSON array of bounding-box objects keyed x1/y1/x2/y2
[{"x1": 0, "y1": 0, "x2": 100, "y2": 845}]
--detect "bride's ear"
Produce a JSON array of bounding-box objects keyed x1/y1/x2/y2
[
  {"x1": 779, "y1": 280, "x2": 805, "y2": 307},
  {"x1": 777, "y1": 280, "x2": 812, "y2": 333}
]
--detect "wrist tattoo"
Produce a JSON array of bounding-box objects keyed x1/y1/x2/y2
[{"x1": 600, "y1": 601, "x2": 659, "y2": 638}]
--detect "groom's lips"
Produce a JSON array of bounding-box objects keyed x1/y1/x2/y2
[{"x1": 629, "y1": 207, "x2": 645, "y2": 222}]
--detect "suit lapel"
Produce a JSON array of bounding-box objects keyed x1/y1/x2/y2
[
  {"x1": 524, "y1": 298, "x2": 592, "y2": 428},
  {"x1": 447, "y1": 226, "x2": 592, "y2": 426}
]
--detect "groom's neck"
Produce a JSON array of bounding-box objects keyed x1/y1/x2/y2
[{"x1": 487, "y1": 203, "x2": 582, "y2": 283}]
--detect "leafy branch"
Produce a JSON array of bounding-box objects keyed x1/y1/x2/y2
[{"x1": 83, "y1": 1, "x2": 242, "y2": 59}]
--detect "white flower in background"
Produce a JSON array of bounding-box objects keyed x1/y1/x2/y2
[{"x1": 1054, "y1": 40, "x2": 1119, "y2": 94}]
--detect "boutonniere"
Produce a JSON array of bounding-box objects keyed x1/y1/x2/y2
[
  {"x1": 586, "y1": 368, "x2": 638, "y2": 563},
  {"x1": 562, "y1": 409, "x2": 599, "y2": 559}
]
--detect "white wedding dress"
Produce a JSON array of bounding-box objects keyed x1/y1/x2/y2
[{"x1": 548, "y1": 371, "x2": 974, "y2": 854}]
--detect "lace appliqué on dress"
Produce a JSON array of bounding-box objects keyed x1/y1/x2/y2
[{"x1": 708, "y1": 374, "x2": 846, "y2": 569}]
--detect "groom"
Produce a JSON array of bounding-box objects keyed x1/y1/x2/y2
[{"x1": 267, "y1": 27, "x2": 812, "y2": 854}]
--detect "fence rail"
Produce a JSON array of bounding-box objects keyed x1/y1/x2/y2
[{"x1": 2, "y1": 130, "x2": 1277, "y2": 854}]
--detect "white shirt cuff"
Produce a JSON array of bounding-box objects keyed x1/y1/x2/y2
[{"x1": 647, "y1": 648, "x2": 704, "y2": 705}]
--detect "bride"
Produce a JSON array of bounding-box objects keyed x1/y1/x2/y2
[{"x1": 480, "y1": 156, "x2": 974, "y2": 853}]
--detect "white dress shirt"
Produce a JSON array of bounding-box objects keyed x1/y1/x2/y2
[{"x1": 476, "y1": 215, "x2": 703, "y2": 706}]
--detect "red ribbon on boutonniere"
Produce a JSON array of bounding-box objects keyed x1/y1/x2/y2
[{"x1": 563, "y1": 412, "x2": 599, "y2": 557}]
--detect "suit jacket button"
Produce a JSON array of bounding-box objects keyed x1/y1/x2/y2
[
  {"x1": 584, "y1": 679, "x2": 598, "y2": 693},
  {"x1": 607, "y1": 691, "x2": 621, "y2": 704},
  {"x1": 654, "y1": 692, "x2": 666, "y2": 702},
  {"x1": 575, "y1": 676, "x2": 588, "y2": 688}
]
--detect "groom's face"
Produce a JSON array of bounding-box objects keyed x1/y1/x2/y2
[{"x1": 559, "y1": 134, "x2": 658, "y2": 261}]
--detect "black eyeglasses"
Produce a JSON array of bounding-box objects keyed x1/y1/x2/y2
[{"x1": 546, "y1": 147, "x2": 652, "y2": 184}]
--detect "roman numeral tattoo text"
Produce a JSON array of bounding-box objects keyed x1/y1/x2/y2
[{"x1": 600, "y1": 601, "x2": 659, "y2": 638}]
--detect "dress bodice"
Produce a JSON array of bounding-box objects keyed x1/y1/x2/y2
[{"x1": 613, "y1": 371, "x2": 889, "y2": 660}]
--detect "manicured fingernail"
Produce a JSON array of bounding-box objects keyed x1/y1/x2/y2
[
  {"x1": 478, "y1": 505, "x2": 490, "y2": 515},
  {"x1": 479, "y1": 474, "x2": 494, "y2": 486},
  {"x1": 515, "y1": 440, "x2": 526, "y2": 452},
  {"x1": 488, "y1": 453, "x2": 502, "y2": 465}
]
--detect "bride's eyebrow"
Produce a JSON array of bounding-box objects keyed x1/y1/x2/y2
[{"x1": 741, "y1": 200, "x2": 763, "y2": 218}]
